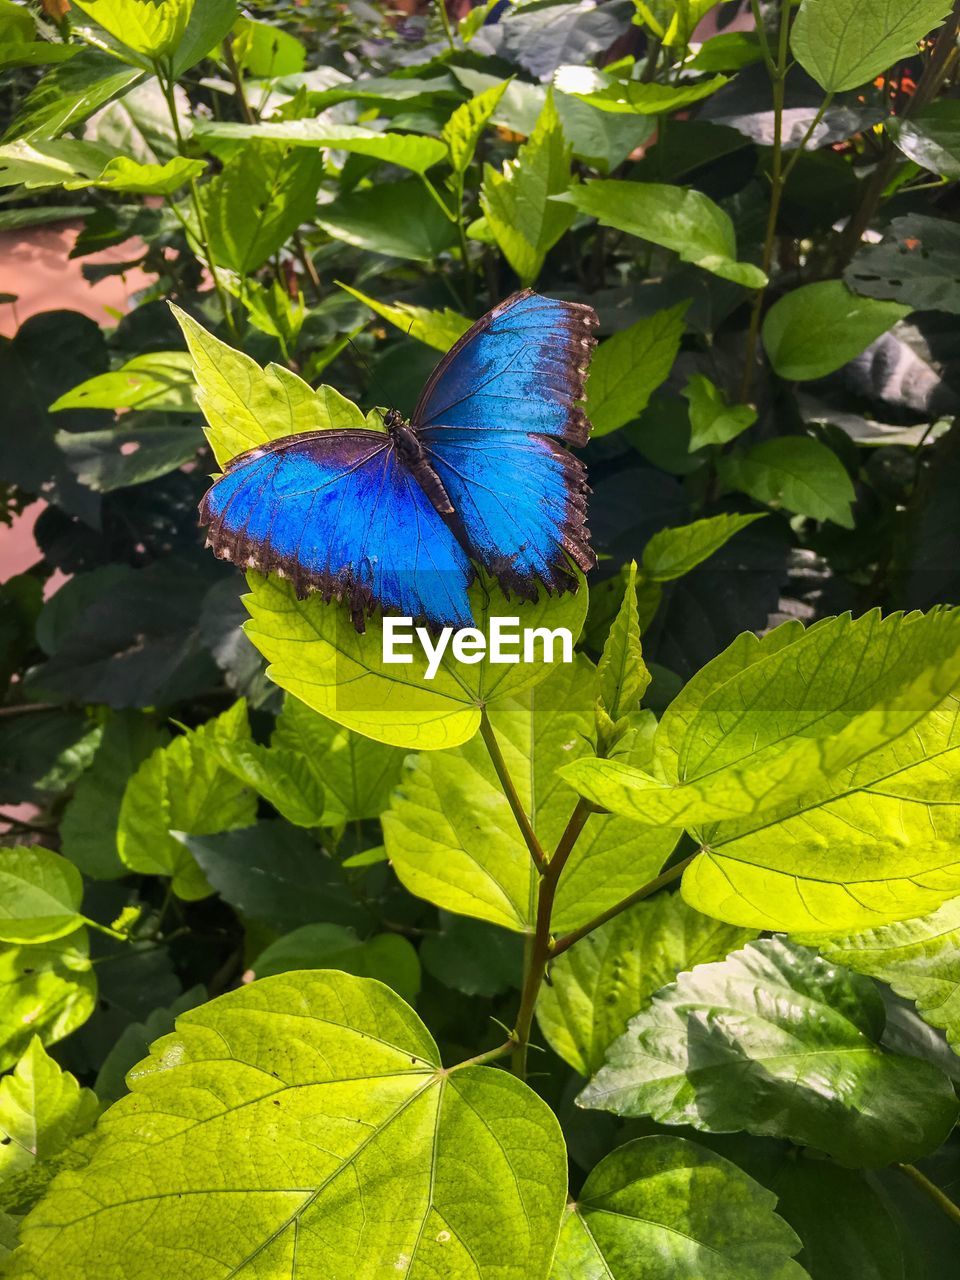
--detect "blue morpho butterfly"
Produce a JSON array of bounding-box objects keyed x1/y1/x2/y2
[{"x1": 199, "y1": 290, "x2": 599, "y2": 632}]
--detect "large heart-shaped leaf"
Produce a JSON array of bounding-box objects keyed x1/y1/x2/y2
[
  {"x1": 10, "y1": 971, "x2": 568, "y2": 1280},
  {"x1": 580, "y1": 938, "x2": 959, "y2": 1167}
]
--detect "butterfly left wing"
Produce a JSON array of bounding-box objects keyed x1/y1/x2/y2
[
  {"x1": 200, "y1": 430, "x2": 474, "y2": 631},
  {"x1": 412, "y1": 291, "x2": 598, "y2": 596}
]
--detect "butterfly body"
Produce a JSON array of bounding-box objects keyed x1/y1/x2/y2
[{"x1": 200, "y1": 290, "x2": 598, "y2": 631}]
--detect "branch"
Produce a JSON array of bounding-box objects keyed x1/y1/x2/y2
[
  {"x1": 479, "y1": 708, "x2": 548, "y2": 873},
  {"x1": 897, "y1": 1163, "x2": 960, "y2": 1228},
  {"x1": 550, "y1": 852, "x2": 696, "y2": 957}
]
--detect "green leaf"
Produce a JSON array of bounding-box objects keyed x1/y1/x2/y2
[
  {"x1": 11, "y1": 972, "x2": 568, "y2": 1279},
  {"x1": 0, "y1": 1038, "x2": 98, "y2": 1186},
  {"x1": 443, "y1": 78, "x2": 510, "y2": 174},
  {"x1": 65, "y1": 154, "x2": 205, "y2": 194},
  {"x1": 2, "y1": 50, "x2": 142, "y2": 142},
  {"x1": 689, "y1": 30, "x2": 764, "y2": 71},
  {"x1": 184, "y1": 821, "x2": 371, "y2": 933},
  {"x1": 551, "y1": 1136, "x2": 807, "y2": 1280},
  {"x1": 383, "y1": 661, "x2": 678, "y2": 931},
  {"x1": 762, "y1": 280, "x2": 910, "y2": 380},
  {"x1": 242, "y1": 569, "x2": 589, "y2": 751},
  {"x1": 200, "y1": 141, "x2": 323, "y2": 275},
  {"x1": 316, "y1": 175, "x2": 459, "y2": 262},
  {"x1": 596, "y1": 563, "x2": 650, "y2": 725},
  {"x1": 719, "y1": 436, "x2": 856, "y2": 527},
  {"x1": 845, "y1": 215, "x2": 960, "y2": 315},
  {"x1": 117, "y1": 702, "x2": 257, "y2": 900},
  {"x1": 271, "y1": 694, "x2": 404, "y2": 823},
  {"x1": 251, "y1": 924, "x2": 421, "y2": 1002},
  {"x1": 802, "y1": 896, "x2": 960, "y2": 1054},
  {"x1": 0, "y1": 931, "x2": 96, "y2": 1071},
  {"x1": 0, "y1": 43, "x2": 82, "y2": 71},
  {"x1": 586, "y1": 303, "x2": 687, "y2": 436},
  {"x1": 561, "y1": 608, "x2": 960, "y2": 834},
  {"x1": 889, "y1": 100, "x2": 960, "y2": 178},
  {"x1": 338, "y1": 283, "x2": 470, "y2": 352},
  {"x1": 231, "y1": 15, "x2": 305, "y2": 77},
  {"x1": 560, "y1": 179, "x2": 768, "y2": 288},
  {"x1": 641, "y1": 512, "x2": 767, "y2": 583},
  {"x1": 71, "y1": 0, "x2": 194, "y2": 60},
  {"x1": 195, "y1": 119, "x2": 448, "y2": 175},
  {"x1": 0, "y1": 0, "x2": 34, "y2": 43},
  {"x1": 538, "y1": 894, "x2": 751, "y2": 1076},
  {"x1": 171, "y1": 0, "x2": 237, "y2": 76},
  {"x1": 50, "y1": 352, "x2": 195, "y2": 413},
  {"x1": 556, "y1": 66, "x2": 728, "y2": 115},
  {"x1": 580, "y1": 937, "x2": 959, "y2": 1167},
  {"x1": 420, "y1": 915, "x2": 522, "y2": 998},
  {"x1": 682, "y1": 373, "x2": 757, "y2": 449},
  {"x1": 0, "y1": 847, "x2": 83, "y2": 945},
  {"x1": 791, "y1": 0, "x2": 953, "y2": 93},
  {"x1": 198, "y1": 734, "x2": 325, "y2": 829},
  {"x1": 683, "y1": 686, "x2": 960, "y2": 932},
  {"x1": 0, "y1": 137, "x2": 121, "y2": 188},
  {"x1": 173, "y1": 305, "x2": 364, "y2": 466},
  {"x1": 480, "y1": 93, "x2": 576, "y2": 286},
  {"x1": 56, "y1": 420, "x2": 200, "y2": 492}
]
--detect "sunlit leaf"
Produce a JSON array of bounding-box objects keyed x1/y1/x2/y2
[
  {"x1": 586, "y1": 303, "x2": 687, "y2": 436},
  {"x1": 0, "y1": 847, "x2": 83, "y2": 945},
  {"x1": 10, "y1": 972, "x2": 568, "y2": 1279},
  {"x1": 762, "y1": 280, "x2": 910, "y2": 380},
  {"x1": 792, "y1": 0, "x2": 953, "y2": 93}
]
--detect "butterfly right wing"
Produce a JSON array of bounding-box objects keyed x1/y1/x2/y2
[{"x1": 200, "y1": 430, "x2": 474, "y2": 630}]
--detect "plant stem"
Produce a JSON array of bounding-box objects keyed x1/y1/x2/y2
[
  {"x1": 550, "y1": 852, "x2": 695, "y2": 957},
  {"x1": 479, "y1": 708, "x2": 548, "y2": 873},
  {"x1": 897, "y1": 1163, "x2": 960, "y2": 1228},
  {"x1": 509, "y1": 798, "x2": 594, "y2": 1078},
  {"x1": 294, "y1": 230, "x2": 322, "y2": 301},
  {"x1": 739, "y1": 0, "x2": 792, "y2": 402},
  {"x1": 438, "y1": 0, "x2": 457, "y2": 52},
  {"x1": 81, "y1": 915, "x2": 132, "y2": 943},
  {"x1": 155, "y1": 61, "x2": 237, "y2": 337},
  {"x1": 451, "y1": 1039, "x2": 515, "y2": 1070},
  {"x1": 221, "y1": 35, "x2": 255, "y2": 125}
]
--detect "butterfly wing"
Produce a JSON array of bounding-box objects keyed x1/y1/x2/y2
[
  {"x1": 200, "y1": 430, "x2": 473, "y2": 630},
  {"x1": 413, "y1": 290, "x2": 597, "y2": 596}
]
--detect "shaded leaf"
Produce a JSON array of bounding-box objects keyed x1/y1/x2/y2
[
  {"x1": 762, "y1": 280, "x2": 911, "y2": 380},
  {"x1": 719, "y1": 436, "x2": 856, "y2": 527},
  {"x1": 551, "y1": 1136, "x2": 807, "y2": 1280},
  {"x1": 581, "y1": 938, "x2": 959, "y2": 1167},
  {"x1": 250, "y1": 924, "x2": 421, "y2": 1002},
  {"x1": 597, "y1": 563, "x2": 650, "y2": 724},
  {"x1": 889, "y1": 100, "x2": 960, "y2": 178},
  {"x1": 51, "y1": 352, "x2": 195, "y2": 413},
  {"x1": 443, "y1": 79, "x2": 510, "y2": 174},
  {"x1": 420, "y1": 915, "x2": 522, "y2": 998},
  {"x1": 185, "y1": 820, "x2": 370, "y2": 933},
  {"x1": 845, "y1": 216, "x2": 960, "y2": 316},
  {"x1": 2, "y1": 49, "x2": 142, "y2": 142}
]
